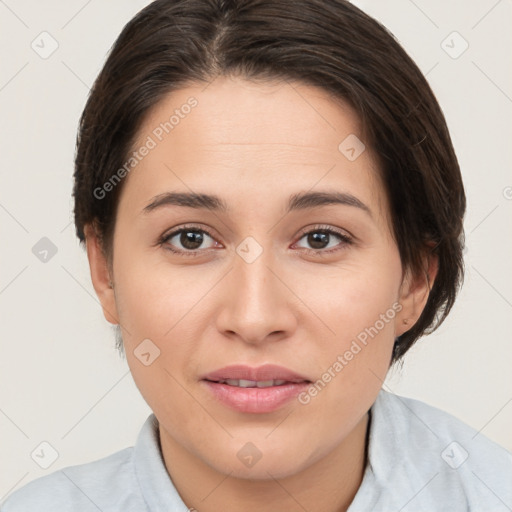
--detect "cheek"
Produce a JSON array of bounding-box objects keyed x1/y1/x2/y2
[
  {"x1": 113, "y1": 250, "x2": 211, "y2": 340},
  {"x1": 297, "y1": 251, "x2": 402, "y2": 399},
  {"x1": 299, "y1": 252, "x2": 402, "y2": 343},
  {"x1": 111, "y1": 251, "x2": 216, "y2": 399}
]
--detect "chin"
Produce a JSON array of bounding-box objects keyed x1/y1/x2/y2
[
  {"x1": 203, "y1": 440, "x2": 314, "y2": 481},
  {"x1": 217, "y1": 458, "x2": 306, "y2": 481}
]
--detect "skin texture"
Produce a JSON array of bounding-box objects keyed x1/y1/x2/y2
[{"x1": 85, "y1": 76, "x2": 437, "y2": 512}]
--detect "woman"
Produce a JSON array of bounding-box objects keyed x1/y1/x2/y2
[{"x1": 3, "y1": 0, "x2": 511, "y2": 511}]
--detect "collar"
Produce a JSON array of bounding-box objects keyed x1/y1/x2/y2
[{"x1": 133, "y1": 414, "x2": 189, "y2": 511}]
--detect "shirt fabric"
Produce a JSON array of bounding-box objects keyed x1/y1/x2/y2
[{"x1": 2, "y1": 389, "x2": 511, "y2": 511}]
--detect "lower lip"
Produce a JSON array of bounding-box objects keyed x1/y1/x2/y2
[{"x1": 202, "y1": 380, "x2": 310, "y2": 413}]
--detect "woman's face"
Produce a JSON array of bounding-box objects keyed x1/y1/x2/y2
[{"x1": 87, "y1": 76, "x2": 427, "y2": 480}]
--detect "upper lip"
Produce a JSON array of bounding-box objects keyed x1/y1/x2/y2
[{"x1": 201, "y1": 364, "x2": 311, "y2": 383}]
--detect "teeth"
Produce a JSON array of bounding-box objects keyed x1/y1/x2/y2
[
  {"x1": 220, "y1": 379, "x2": 288, "y2": 388},
  {"x1": 256, "y1": 380, "x2": 275, "y2": 388},
  {"x1": 233, "y1": 379, "x2": 257, "y2": 388}
]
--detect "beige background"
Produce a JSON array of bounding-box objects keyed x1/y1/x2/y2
[{"x1": 1, "y1": 0, "x2": 511, "y2": 500}]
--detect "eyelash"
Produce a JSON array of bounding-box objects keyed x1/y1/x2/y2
[{"x1": 158, "y1": 224, "x2": 353, "y2": 258}]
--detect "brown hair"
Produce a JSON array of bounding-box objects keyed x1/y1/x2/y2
[{"x1": 72, "y1": 0, "x2": 466, "y2": 362}]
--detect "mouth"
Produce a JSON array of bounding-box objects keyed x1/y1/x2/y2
[
  {"x1": 204, "y1": 378, "x2": 304, "y2": 388},
  {"x1": 200, "y1": 364, "x2": 312, "y2": 413}
]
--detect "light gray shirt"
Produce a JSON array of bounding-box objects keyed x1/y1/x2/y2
[{"x1": 2, "y1": 390, "x2": 511, "y2": 511}]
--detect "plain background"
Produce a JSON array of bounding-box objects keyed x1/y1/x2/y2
[{"x1": 0, "y1": 0, "x2": 511, "y2": 501}]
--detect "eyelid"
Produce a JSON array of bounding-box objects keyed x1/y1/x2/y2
[
  {"x1": 163, "y1": 223, "x2": 217, "y2": 240},
  {"x1": 295, "y1": 224, "x2": 353, "y2": 241}
]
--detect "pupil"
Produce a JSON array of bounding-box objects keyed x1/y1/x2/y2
[
  {"x1": 309, "y1": 232, "x2": 329, "y2": 249},
  {"x1": 181, "y1": 231, "x2": 203, "y2": 250}
]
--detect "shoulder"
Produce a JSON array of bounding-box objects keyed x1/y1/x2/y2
[
  {"x1": 1, "y1": 447, "x2": 146, "y2": 512},
  {"x1": 378, "y1": 390, "x2": 512, "y2": 469},
  {"x1": 371, "y1": 390, "x2": 512, "y2": 511}
]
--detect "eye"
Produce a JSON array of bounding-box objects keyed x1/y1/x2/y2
[
  {"x1": 159, "y1": 225, "x2": 220, "y2": 256},
  {"x1": 294, "y1": 226, "x2": 353, "y2": 254},
  {"x1": 158, "y1": 224, "x2": 353, "y2": 257}
]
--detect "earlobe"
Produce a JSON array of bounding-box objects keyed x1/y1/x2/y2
[
  {"x1": 84, "y1": 224, "x2": 119, "y2": 325},
  {"x1": 395, "y1": 249, "x2": 439, "y2": 337}
]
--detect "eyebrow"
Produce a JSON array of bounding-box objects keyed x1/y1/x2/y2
[
  {"x1": 143, "y1": 192, "x2": 226, "y2": 213},
  {"x1": 142, "y1": 190, "x2": 372, "y2": 217}
]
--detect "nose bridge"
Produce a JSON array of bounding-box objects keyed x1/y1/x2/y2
[
  {"x1": 233, "y1": 236, "x2": 281, "y2": 312},
  {"x1": 217, "y1": 235, "x2": 296, "y2": 343}
]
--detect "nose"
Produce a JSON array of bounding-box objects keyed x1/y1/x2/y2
[{"x1": 215, "y1": 245, "x2": 298, "y2": 346}]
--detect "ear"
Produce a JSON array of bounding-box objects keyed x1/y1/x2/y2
[
  {"x1": 84, "y1": 223, "x2": 119, "y2": 325},
  {"x1": 395, "y1": 245, "x2": 438, "y2": 337}
]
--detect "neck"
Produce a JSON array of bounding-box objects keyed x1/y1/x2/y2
[{"x1": 159, "y1": 412, "x2": 370, "y2": 512}]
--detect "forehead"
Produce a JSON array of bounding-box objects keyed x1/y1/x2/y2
[
  {"x1": 137, "y1": 76, "x2": 362, "y2": 153},
  {"x1": 121, "y1": 76, "x2": 388, "y2": 223}
]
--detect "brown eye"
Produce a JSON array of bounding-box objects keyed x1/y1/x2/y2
[
  {"x1": 161, "y1": 226, "x2": 219, "y2": 255},
  {"x1": 174, "y1": 230, "x2": 206, "y2": 250},
  {"x1": 306, "y1": 231, "x2": 331, "y2": 250},
  {"x1": 295, "y1": 227, "x2": 352, "y2": 254}
]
